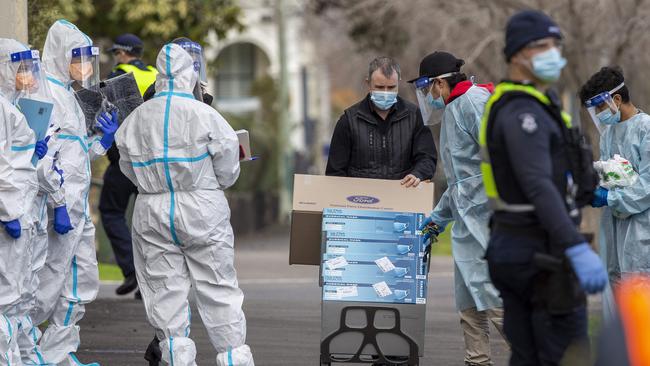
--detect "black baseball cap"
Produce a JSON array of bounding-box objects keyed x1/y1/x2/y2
[{"x1": 407, "y1": 51, "x2": 465, "y2": 83}]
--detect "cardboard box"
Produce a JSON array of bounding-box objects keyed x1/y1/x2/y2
[{"x1": 290, "y1": 174, "x2": 434, "y2": 265}]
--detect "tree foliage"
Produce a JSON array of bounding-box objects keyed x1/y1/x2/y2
[{"x1": 28, "y1": 0, "x2": 243, "y2": 63}]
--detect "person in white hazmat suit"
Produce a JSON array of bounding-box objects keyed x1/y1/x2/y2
[
  {"x1": 0, "y1": 86, "x2": 46, "y2": 366},
  {"x1": 0, "y1": 38, "x2": 74, "y2": 365},
  {"x1": 116, "y1": 43, "x2": 254, "y2": 366},
  {"x1": 29, "y1": 20, "x2": 118, "y2": 366},
  {"x1": 410, "y1": 52, "x2": 506, "y2": 366}
]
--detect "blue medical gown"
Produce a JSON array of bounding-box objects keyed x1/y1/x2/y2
[
  {"x1": 429, "y1": 86, "x2": 502, "y2": 311},
  {"x1": 599, "y1": 112, "x2": 650, "y2": 278}
]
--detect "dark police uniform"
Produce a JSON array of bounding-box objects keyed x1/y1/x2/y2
[
  {"x1": 99, "y1": 59, "x2": 156, "y2": 281},
  {"x1": 479, "y1": 81, "x2": 591, "y2": 365}
]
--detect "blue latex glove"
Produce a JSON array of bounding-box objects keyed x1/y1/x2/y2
[
  {"x1": 53, "y1": 205, "x2": 73, "y2": 235},
  {"x1": 565, "y1": 243, "x2": 608, "y2": 294},
  {"x1": 96, "y1": 110, "x2": 118, "y2": 150},
  {"x1": 34, "y1": 136, "x2": 50, "y2": 160},
  {"x1": 1, "y1": 219, "x2": 21, "y2": 239},
  {"x1": 418, "y1": 216, "x2": 444, "y2": 244},
  {"x1": 591, "y1": 186, "x2": 609, "y2": 208}
]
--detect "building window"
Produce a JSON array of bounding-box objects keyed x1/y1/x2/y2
[{"x1": 216, "y1": 43, "x2": 257, "y2": 100}]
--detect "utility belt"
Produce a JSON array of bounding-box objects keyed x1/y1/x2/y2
[{"x1": 490, "y1": 220, "x2": 586, "y2": 314}]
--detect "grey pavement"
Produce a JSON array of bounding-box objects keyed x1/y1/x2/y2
[{"x1": 78, "y1": 228, "x2": 511, "y2": 365}]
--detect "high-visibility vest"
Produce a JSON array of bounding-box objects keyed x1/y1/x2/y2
[
  {"x1": 617, "y1": 276, "x2": 650, "y2": 366},
  {"x1": 113, "y1": 63, "x2": 158, "y2": 96},
  {"x1": 478, "y1": 82, "x2": 572, "y2": 212}
]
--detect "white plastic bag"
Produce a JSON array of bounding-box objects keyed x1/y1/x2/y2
[
  {"x1": 593, "y1": 154, "x2": 638, "y2": 218},
  {"x1": 593, "y1": 154, "x2": 638, "y2": 189}
]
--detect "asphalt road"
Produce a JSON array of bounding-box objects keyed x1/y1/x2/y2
[{"x1": 75, "y1": 229, "x2": 511, "y2": 365}]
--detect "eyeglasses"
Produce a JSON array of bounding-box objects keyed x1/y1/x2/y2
[
  {"x1": 112, "y1": 50, "x2": 122, "y2": 56},
  {"x1": 525, "y1": 39, "x2": 564, "y2": 51}
]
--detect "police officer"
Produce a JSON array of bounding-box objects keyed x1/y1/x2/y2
[
  {"x1": 100, "y1": 33, "x2": 157, "y2": 297},
  {"x1": 479, "y1": 10, "x2": 607, "y2": 365}
]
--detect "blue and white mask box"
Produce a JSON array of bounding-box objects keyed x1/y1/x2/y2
[{"x1": 321, "y1": 208, "x2": 428, "y2": 305}]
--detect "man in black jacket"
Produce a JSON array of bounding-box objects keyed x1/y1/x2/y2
[{"x1": 326, "y1": 57, "x2": 437, "y2": 185}]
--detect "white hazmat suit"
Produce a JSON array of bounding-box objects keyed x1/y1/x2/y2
[
  {"x1": 30, "y1": 20, "x2": 105, "y2": 366},
  {"x1": 0, "y1": 95, "x2": 39, "y2": 366},
  {"x1": 116, "y1": 43, "x2": 254, "y2": 366}
]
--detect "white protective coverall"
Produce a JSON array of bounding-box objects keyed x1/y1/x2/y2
[
  {"x1": 0, "y1": 38, "x2": 69, "y2": 365},
  {"x1": 30, "y1": 20, "x2": 105, "y2": 366},
  {"x1": 116, "y1": 43, "x2": 254, "y2": 366},
  {"x1": 0, "y1": 94, "x2": 39, "y2": 366}
]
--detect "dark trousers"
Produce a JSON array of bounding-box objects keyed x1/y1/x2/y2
[
  {"x1": 99, "y1": 163, "x2": 138, "y2": 278},
  {"x1": 487, "y1": 228, "x2": 589, "y2": 366}
]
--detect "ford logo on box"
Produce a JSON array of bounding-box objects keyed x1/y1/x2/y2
[{"x1": 347, "y1": 195, "x2": 380, "y2": 204}]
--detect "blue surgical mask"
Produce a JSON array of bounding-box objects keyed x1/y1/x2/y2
[
  {"x1": 370, "y1": 91, "x2": 398, "y2": 110},
  {"x1": 530, "y1": 47, "x2": 567, "y2": 82},
  {"x1": 426, "y1": 92, "x2": 445, "y2": 110},
  {"x1": 393, "y1": 222, "x2": 408, "y2": 233},
  {"x1": 597, "y1": 108, "x2": 621, "y2": 125},
  {"x1": 396, "y1": 244, "x2": 411, "y2": 255},
  {"x1": 393, "y1": 267, "x2": 408, "y2": 278},
  {"x1": 394, "y1": 289, "x2": 408, "y2": 300}
]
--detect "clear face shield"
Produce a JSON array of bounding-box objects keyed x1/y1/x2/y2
[
  {"x1": 584, "y1": 82, "x2": 624, "y2": 133},
  {"x1": 177, "y1": 41, "x2": 207, "y2": 100},
  {"x1": 7, "y1": 49, "x2": 52, "y2": 103},
  {"x1": 69, "y1": 46, "x2": 100, "y2": 90},
  {"x1": 412, "y1": 72, "x2": 457, "y2": 125}
]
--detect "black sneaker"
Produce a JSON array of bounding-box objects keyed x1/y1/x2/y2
[
  {"x1": 144, "y1": 335, "x2": 162, "y2": 366},
  {"x1": 115, "y1": 274, "x2": 138, "y2": 295}
]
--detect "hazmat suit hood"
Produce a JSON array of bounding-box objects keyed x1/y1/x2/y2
[
  {"x1": 0, "y1": 38, "x2": 29, "y2": 98},
  {"x1": 154, "y1": 43, "x2": 199, "y2": 96},
  {"x1": 42, "y1": 20, "x2": 93, "y2": 86}
]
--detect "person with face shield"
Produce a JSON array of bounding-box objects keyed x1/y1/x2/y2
[
  {"x1": 480, "y1": 10, "x2": 606, "y2": 365},
  {"x1": 28, "y1": 20, "x2": 117, "y2": 366},
  {"x1": 579, "y1": 66, "x2": 650, "y2": 321},
  {"x1": 115, "y1": 43, "x2": 254, "y2": 366},
  {"x1": 325, "y1": 56, "x2": 437, "y2": 186},
  {"x1": 409, "y1": 51, "x2": 505, "y2": 366},
  {"x1": 142, "y1": 37, "x2": 214, "y2": 106},
  {"x1": 0, "y1": 38, "x2": 74, "y2": 365},
  {"x1": 0, "y1": 64, "x2": 42, "y2": 366}
]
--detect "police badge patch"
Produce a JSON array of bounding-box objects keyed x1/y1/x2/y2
[{"x1": 520, "y1": 113, "x2": 538, "y2": 134}]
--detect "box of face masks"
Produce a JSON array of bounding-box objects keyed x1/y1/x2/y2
[
  {"x1": 321, "y1": 208, "x2": 428, "y2": 305},
  {"x1": 290, "y1": 174, "x2": 434, "y2": 265}
]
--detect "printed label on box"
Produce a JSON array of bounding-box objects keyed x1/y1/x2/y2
[
  {"x1": 372, "y1": 281, "x2": 393, "y2": 297},
  {"x1": 375, "y1": 256, "x2": 396, "y2": 273}
]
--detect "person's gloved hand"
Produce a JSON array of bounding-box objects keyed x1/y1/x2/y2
[
  {"x1": 97, "y1": 110, "x2": 119, "y2": 149},
  {"x1": 565, "y1": 243, "x2": 607, "y2": 294},
  {"x1": 34, "y1": 136, "x2": 50, "y2": 160},
  {"x1": 53, "y1": 205, "x2": 73, "y2": 235},
  {"x1": 591, "y1": 186, "x2": 609, "y2": 208},
  {"x1": 1, "y1": 219, "x2": 21, "y2": 239},
  {"x1": 418, "y1": 216, "x2": 444, "y2": 244}
]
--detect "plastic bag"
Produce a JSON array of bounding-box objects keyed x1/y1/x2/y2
[
  {"x1": 593, "y1": 154, "x2": 638, "y2": 189},
  {"x1": 594, "y1": 154, "x2": 638, "y2": 219}
]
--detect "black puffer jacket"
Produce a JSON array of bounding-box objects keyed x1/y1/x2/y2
[{"x1": 326, "y1": 94, "x2": 437, "y2": 180}]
